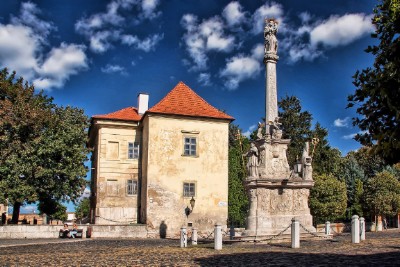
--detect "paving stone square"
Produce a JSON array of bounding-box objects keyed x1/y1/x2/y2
[{"x1": 0, "y1": 231, "x2": 399, "y2": 266}]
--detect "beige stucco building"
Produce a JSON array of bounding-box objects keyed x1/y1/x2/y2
[{"x1": 88, "y1": 82, "x2": 233, "y2": 237}]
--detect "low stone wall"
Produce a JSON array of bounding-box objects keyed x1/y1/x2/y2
[
  {"x1": 0, "y1": 224, "x2": 147, "y2": 239},
  {"x1": 91, "y1": 225, "x2": 147, "y2": 238}
]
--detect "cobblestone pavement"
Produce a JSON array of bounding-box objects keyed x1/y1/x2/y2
[{"x1": 0, "y1": 231, "x2": 399, "y2": 266}]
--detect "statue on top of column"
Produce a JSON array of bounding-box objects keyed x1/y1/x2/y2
[{"x1": 264, "y1": 18, "x2": 278, "y2": 55}]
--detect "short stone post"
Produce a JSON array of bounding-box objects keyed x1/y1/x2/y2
[
  {"x1": 291, "y1": 218, "x2": 300, "y2": 248},
  {"x1": 192, "y1": 228, "x2": 198, "y2": 246},
  {"x1": 229, "y1": 225, "x2": 235, "y2": 240},
  {"x1": 351, "y1": 215, "x2": 360, "y2": 244},
  {"x1": 180, "y1": 227, "x2": 187, "y2": 248},
  {"x1": 42, "y1": 213, "x2": 48, "y2": 225},
  {"x1": 214, "y1": 224, "x2": 222, "y2": 250},
  {"x1": 360, "y1": 217, "x2": 366, "y2": 241},
  {"x1": 325, "y1": 221, "x2": 331, "y2": 235}
]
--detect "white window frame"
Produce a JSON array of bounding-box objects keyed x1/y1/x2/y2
[
  {"x1": 183, "y1": 182, "x2": 196, "y2": 197},
  {"x1": 128, "y1": 142, "x2": 140, "y2": 159},
  {"x1": 183, "y1": 137, "x2": 197, "y2": 156},
  {"x1": 127, "y1": 180, "x2": 138, "y2": 196}
]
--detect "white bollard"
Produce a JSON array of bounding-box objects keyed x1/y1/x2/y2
[
  {"x1": 291, "y1": 218, "x2": 300, "y2": 248},
  {"x1": 180, "y1": 227, "x2": 187, "y2": 248},
  {"x1": 214, "y1": 224, "x2": 222, "y2": 250},
  {"x1": 325, "y1": 221, "x2": 331, "y2": 235},
  {"x1": 192, "y1": 228, "x2": 198, "y2": 245},
  {"x1": 360, "y1": 217, "x2": 366, "y2": 241},
  {"x1": 352, "y1": 215, "x2": 360, "y2": 244}
]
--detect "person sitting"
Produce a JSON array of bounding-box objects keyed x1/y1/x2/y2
[
  {"x1": 60, "y1": 223, "x2": 70, "y2": 238},
  {"x1": 69, "y1": 223, "x2": 78, "y2": 238}
]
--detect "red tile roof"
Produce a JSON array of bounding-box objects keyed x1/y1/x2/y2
[
  {"x1": 92, "y1": 107, "x2": 141, "y2": 121},
  {"x1": 147, "y1": 82, "x2": 234, "y2": 120}
]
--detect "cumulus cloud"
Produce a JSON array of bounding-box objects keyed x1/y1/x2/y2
[
  {"x1": 220, "y1": 44, "x2": 263, "y2": 90},
  {"x1": 121, "y1": 33, "x2": 164, "y2": 52},
  {"x1": 282, "y1": 13, "x2": 373, "y2": 63},
  {"x1": 222, "y1": 1, "x2": 247, "y2": 27},
  {"x1": 310, "y1": 14, "x2": 374, "y2": 47},
  {"x1": 0, "y1": 2, "x2": 88, "y2": 90},
  {"x1": 181, "y1": 14, "x2": 235, "y2": 71},
  {"x1": 101, "y1": 64, "x2": 126, "y2": 75},
  {"x1": 75, "y1": 0, "x2": 162, "y2": 53},
  {"x1": 334, "y1": 117, "x2": 351, "y2": 127},
  {"x1": 197, "y1": 73, "x2": 211, "y2": 86}
]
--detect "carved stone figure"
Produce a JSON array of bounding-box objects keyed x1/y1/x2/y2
[
  {"x1": 257, "y1": 122, "x2": 264, "y2": 140},
  {"x1": 270, "y1": 117, "x2": 283, "y2": 139},
  {"x1": 301, "y1": 142, "x2": 313, "y2": 180},
  {"x1": 264, "y1": 19, "x2": 278, "y2": 54},
  {"x1": 244, "y1": 142, "x2": 259, "y2": 178}
]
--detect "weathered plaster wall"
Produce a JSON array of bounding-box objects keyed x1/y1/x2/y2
[
  {"x1": 94, "y1": 121, "x2": 140, "y2": 224},
  {"x1": 143, "y1": 114, "x2": 229, "y2": 236}
]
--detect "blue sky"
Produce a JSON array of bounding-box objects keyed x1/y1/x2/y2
[{"x1": 1, "y1": 1, "x2": 377, "y2": 212}]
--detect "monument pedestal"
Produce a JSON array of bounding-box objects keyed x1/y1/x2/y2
[{"x1": 243, "y1": 138, "x2": 316, "y2": 237}]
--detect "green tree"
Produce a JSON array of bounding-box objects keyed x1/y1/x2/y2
[
  {"x1": 38, "y1": 198, "x2": 67, "y2": 221},
  {"x1": 309, "y1": 174, "x2": 347, "y2": 224},
  {"x1": 339, "y1": 154, "x2": 365, "y2": 219},
  {"x1": 228, "y1": 124, "x2": 249, "y2": 227},
  {"x1": 363, "y1": 170, "x2": 400, "y2": 219},
  {"x1": 348, "y1": 0, "x2": 400, "y2": 164},
  {"x1": 75, "y1": 198, "x2": 90, "y2": 222},
  {"x1": 0, "y1": 69, "x2": 89, "y2": 223},
  {"x1": 351, "y1": 147, "x2": 386, "y2": 179},
  {"x1": 311, "y1": 123, "x2": 342, "y2": 176},
  {"x1": 278, "y1": 95, "x2": 313, "y2": 166}
]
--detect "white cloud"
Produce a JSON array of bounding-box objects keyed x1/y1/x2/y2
[
  {"x1": 310, "y1": 14, "x2": 373, "y2": 47},
  {"x1": 222, "y1": 2, "x2": 247, "y2": 27},
  {"x1": 342, "y1": 133, "x2": 357, "y2": 140},
  {"x1": 243, "y1": 124, "x2": 257, "y2": 138},
  {"x1": 75, "y1": 0, "x2": 162, "y2": 53},
  {"x1": 0, "y1": 2, "x2": 88, "y2": 90},
  {"x1": 334, "y1": 117, "x2": 351, "y2": 127},
  {"x1": 282, "y1": 13, "x2": 373, "y2": 63},
  {"x1": 197, "y1": 73, "x2": 211, "y2": 86},
  {"x1": 219, "y1": 43, "x2": 263, "y2": 90},
  {"x1": 141, "y1": 0, "x2": 161, "y2": 19},
  {"x1": 181, "y1": 15, "x2": 235, "y2": 71},
  {"x1": 121, "y1": 33, "x2": 164, "y2": 52},
  {"x1": 35, "y1": 43, "x2": 88, "y2": 88},
  {"x1": 101, "y1": 64, "x2": 126, "y2": 74}
]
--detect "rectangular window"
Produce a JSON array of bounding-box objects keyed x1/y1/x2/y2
[
  {"x1": 184, "y1": 137, "x2": 197, "y2": 156},
  {"x1": 183, "y1": 182, "x2": 195, "y2": 197},
  {"x1": 106, "y1": 179, "x2": 118, "y2": 196},
  {"x1": 128, "y1": 142, "x2": 140, "y2": 159},
  {"x1": 127, "y1": 180, "x2": 138, "y2": 195}
]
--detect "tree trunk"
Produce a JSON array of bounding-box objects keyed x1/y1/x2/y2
[{"x1": 11, "y1": 201, "x2": 21, "y2": 224}]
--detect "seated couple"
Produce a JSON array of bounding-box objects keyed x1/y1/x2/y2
[{"x1": 60, "y1": 223, "x2": 79, "y2": 238}]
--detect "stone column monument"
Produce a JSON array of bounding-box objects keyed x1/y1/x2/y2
[{"x1": 243, "y1": 19, "x2": 315, "y2": 237}]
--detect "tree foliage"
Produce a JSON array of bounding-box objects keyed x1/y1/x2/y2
[
  {"x1": 363, "y1": 170, "x2": 400, "y2": 218},
  {"x1": 228, "y1": 124, "x2": 249, "y2": 227},
  {"x1": 38, "y1": 198, "x2": 67, "y2": 221},
  {"x1": 278, "y1": 95, "x2": 313, "y2": 166},
  {"x1": 75, "y1": 198, "x2": 90, "y2": 221},
  {"x1": 309, "y1": 174, "x2": 347, "y2": 224},
  {"x1": 348, "y1": 0, "x2": 400, "y2": 164},
  {"x1": 0, "y1": 69, "x2": 89, "y2": 223}
]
